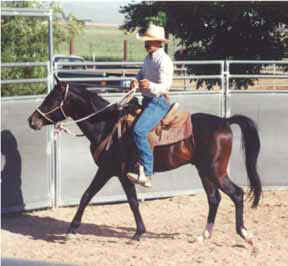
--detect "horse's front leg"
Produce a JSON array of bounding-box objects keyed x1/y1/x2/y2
[
  {"x1": 66, "y1": 167, "x2": 113, "y2": 238},
  {"x1": 119, "y1": 176, "x2": 146, "y2": 240}
]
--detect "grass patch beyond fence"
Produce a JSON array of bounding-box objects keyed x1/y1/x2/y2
[{"x1": 56, "y1": 24, "x2": 177, "y2": 61}]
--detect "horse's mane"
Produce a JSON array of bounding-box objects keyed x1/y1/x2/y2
[
  {"x1": 84, "y1": 87, "x2": 141, "y2": 114},
  {"x1": 85, "y1": 89, "x2": 110, "y2": 111},
  {"x1": 69, "y1": 83, "x2": 141, "y2": 123},
  {"x1": 69, "y1": 83, "x2": 109, "y2": 110}
]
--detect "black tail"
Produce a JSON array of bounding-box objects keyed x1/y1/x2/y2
[{"x1": 227, "y1": 115, "x2": 262, "y2": 208}]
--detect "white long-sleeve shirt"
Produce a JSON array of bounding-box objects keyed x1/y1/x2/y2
[{"x1": 136, "y1": 48, "x2": 174, "y2": 98}]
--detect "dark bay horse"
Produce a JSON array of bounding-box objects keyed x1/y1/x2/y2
[{"x1": 28, "y1": 80, "x2": 262, "y2": 246}]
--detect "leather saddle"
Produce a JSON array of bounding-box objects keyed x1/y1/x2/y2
[{"x1": 127, "y1": 102, "x2": 193, "y2": 148}]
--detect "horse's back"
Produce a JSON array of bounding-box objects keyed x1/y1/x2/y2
[
  {"x1": 191, "y1": 112, "x2": 232, "y2": 136},
  {"x1": 191, "y1": 112, "x2": 227, "y2": 127},
  {"x1": 190, "y1": 113, "x2": 233, "y2": 165}
]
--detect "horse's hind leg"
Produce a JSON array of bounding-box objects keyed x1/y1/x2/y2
[
  {"x1": 218, "y1": 174, "x2": 253, "y2": 245},
  {"x1": 119, "y1": 177, "x2": 146, "y2": 240},
  {"x1": 196, "y1": 168, "x2": 222, "y2": 241},
  {"x1": 66, "y1": 167, "x2": 113, "y2": 237},
  {"x1": 197, "y1": 163, "x2": 253, "y2": 245}
]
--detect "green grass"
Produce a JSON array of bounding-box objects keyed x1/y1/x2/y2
[{"x1": 56, "y1": 25, "x2": 178, "y2": 61}]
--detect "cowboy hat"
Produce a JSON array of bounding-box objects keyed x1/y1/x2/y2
[{"x1": 136, "y1": 24, "x2": 168, "y2": 43}]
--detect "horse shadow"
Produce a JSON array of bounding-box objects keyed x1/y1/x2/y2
[
  {"x1": 2, "y1": 211, "x2": 180, "y2": 244},
  {"x1": 1, "y1": 130, "x2": 24, "y2": 213}
]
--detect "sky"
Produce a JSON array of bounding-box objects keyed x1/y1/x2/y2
[{"x1": 60, "y1": 0, "x2": 139, "y2": 25}]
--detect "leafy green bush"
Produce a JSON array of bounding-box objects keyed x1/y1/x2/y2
[
  {"x1": 2, "y1": 83, "x2": 47, "y2": 97},
  {"x1": 1, "y1": 1, "x2": 82, "y2": 96}
]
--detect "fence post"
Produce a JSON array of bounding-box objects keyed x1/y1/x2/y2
[
  {"x1": 123, "y1": 40, "x2": 128, "y2": 61},
  {"x1": 48, "y1": 10, "x2": 53, "y2": 78},
  {"x1": 220, "y1": 61, "x2": 226, "y2": 118},
  {"x1": 69, "y1": 38, "x2": 75, "y2": 55},
  {"x1": 222, "y1": 60, "x2": 231, "y2": 118},
  {"x1": 221, "y1": 60, "x2": 231, "y2": 117}
]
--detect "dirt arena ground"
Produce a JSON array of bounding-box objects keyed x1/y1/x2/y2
[{"x1": 2, "y1": 190, "x2": 288, "y2": 266}]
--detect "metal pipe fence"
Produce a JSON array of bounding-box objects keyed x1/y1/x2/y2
[
  {"x1": 2, "y1": 8, "x2": 52, "y2": 16},
  {"x1": 224, "y1": 60, "x2": 288, "y2": 117},
  {"x1": 1, "y1": 62, "x2": 50, "y2": 85},
  {"x1": 55, "y1": 61, "x2": 224, "y2": 80}
]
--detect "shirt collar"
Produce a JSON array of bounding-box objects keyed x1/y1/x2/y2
[{"x1": 149, "y1": 48, "x2": 164, "y2": 58}]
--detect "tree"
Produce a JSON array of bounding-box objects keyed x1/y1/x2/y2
[
  {"x1": 1, "y1": 0, "x2": 83, "y2": 96},
  {"x1": 52, "y1": 5, "x2": 84, "y2": 55},
  {"x1": 120, "y1": 1, "x2": 288, "y2": 89}
]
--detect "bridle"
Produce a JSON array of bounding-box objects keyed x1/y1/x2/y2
[
  {"x1": 35, "y1": 82, "x2": 137, "y2": 137},
  {"x1": 36, "y1": 83, "x2": 70, "y2": 124}
]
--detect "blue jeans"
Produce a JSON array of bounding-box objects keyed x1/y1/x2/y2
[{"x1": 133, "y1": 96, "x2": 170, "y2": 176}]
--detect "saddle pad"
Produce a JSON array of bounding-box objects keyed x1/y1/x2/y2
[{"x1": 148, "y1": 113, "x2": 193, "y2": 147}]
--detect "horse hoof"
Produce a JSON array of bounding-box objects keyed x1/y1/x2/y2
[
  {"x1": 132, "y1": 233, "x2": 142, "y2": 241},
  {"x1": 65, "y1": 233, "x2": 76, "y2": 240},
  {"x1": 241, "y1": 228, "x2": 254, "y2": 246},
  {"x1": 196, "y1": 235, "x2": 205, "y2": 243},
  {"x1": 188, "y1": 235, "x2": 205, "y2": 244},
  {"x1": 65, "y1": 229, "x2": 78, "y2": 240},
  {"x1": 196, "y1": 230, "x2": 211, "y2": 243}
]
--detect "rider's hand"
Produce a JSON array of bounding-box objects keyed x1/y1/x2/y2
[
  {"x1": 130, "y1": 80, "x2": 139, "y2": 90},
  {"x1": 139, "y1": 79, "x2": 150, "y2": 92}
]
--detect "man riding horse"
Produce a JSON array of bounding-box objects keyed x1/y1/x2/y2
[{"x1": 127, "y1": 24, "x2": 174, "y2": 188}]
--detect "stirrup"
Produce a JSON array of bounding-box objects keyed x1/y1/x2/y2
[
  {"x1": 127, "y1": 165, "x2": 152, "y2": 188},
  {"x1": 127, "y1": 173, "x2": 152, "y2": 188}
]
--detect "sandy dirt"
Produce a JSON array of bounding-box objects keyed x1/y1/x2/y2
[{"x1": 2, "y1": 190, "x2": 288, "y2": 266}]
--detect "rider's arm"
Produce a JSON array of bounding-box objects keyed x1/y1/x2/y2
[{"x1": 130, "y1": 62, "x2": 145, "y2": 90}]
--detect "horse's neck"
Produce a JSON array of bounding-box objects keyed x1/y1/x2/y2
[
  {"x1": 72, "y1": 107, "x2": 116, "y2": 145},
  {"x1": 76, "y1": 119, "x2": 106, "y2": 144}
]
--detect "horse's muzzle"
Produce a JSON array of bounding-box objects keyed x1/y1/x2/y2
[{"x1": 28, "y1": 112, "x2": 44, "y2": 130}]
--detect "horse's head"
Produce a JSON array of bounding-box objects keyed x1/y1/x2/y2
[
  {"x1": 28, "y1": 76, "x2": 73, "y2": 130},
  {"x1": 28, "y1": 76, "x2": 141, "y2": 134}
]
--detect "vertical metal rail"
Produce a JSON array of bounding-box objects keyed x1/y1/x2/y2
[
  {"x1": 47, "y1": 10, "x2": 59, "y2": 208},
  {"x1": 48, "y1": 10, "x2": 53, "y2": 78},
  {"x1": 224, "y1": 60, "x2": 231, "y2": 118},
  {"x1": 219, "y1": 61, "x2": 225, "y2": 117}
]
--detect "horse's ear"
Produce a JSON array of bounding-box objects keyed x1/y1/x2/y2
[
  {"x1": 54, "y1": 74, "x2": 60, "y2": 84},
  {"x1": 53, "y1": 74, "x2": 67, "y2": 93}
]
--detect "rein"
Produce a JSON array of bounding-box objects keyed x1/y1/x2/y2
[
  {"x1": 36, "y1": 83, "x2": 136, "y2": 137},
  {"x1": 54, "y1": 101, "x2": 115, "y2": 137}
]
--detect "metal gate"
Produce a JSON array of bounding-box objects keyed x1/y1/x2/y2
[{"x1": 1, "y1": 8, "x2": 54, "y2": 213}]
